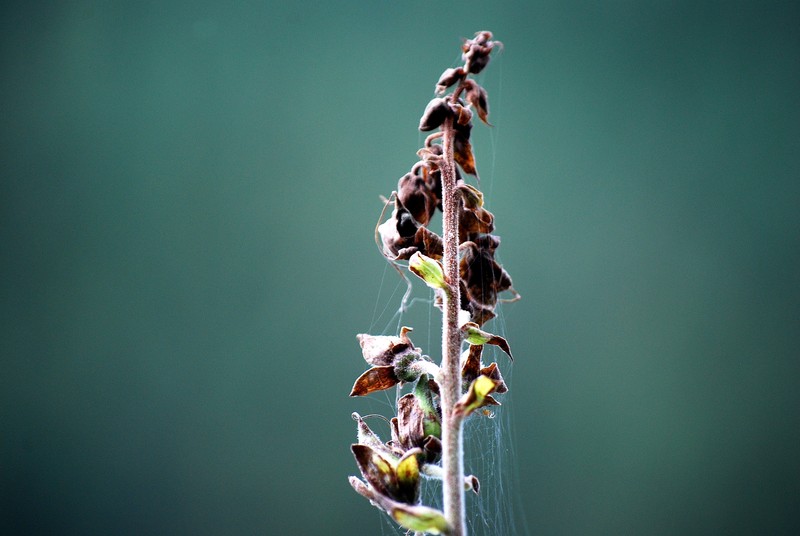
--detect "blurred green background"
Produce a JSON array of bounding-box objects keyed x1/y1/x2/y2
[{"x1": 2, "y1": 1, "x2": 799, "y2": 534}]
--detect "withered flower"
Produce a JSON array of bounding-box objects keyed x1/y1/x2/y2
[
  {"x1": 357, "y1": 327, "x2": 415, "y2": 367},
  {"x1": 378, "y1": 196, "x2": 443, "y2": 261},
  {"x1": 350, "y1": 31, "x2": 516, "y2": 534},
  {"x1": 461, "y1": 344, "x2": 509, "y2": 395},
  {"x1": 394, "y1": 392, "x2": 441, "y2": 459},
  {"x1": 435, "y1": 66, "x2": 466, "y2": 95},
  {"x1": 419, "y1": 97, "x2": 452, "y2": 132},
  {"x1": 459, "y1": 194, "x2": 495, "y2": 242},
  {"x1": 453, "y1": 375, "x2": 501, "y2": 418},
  {"x1": 459, "y1": 236, "x2": 514, "y2": 308},
  {"x1": 397, "y1": 170, "x2": 436, "y2": 227},
  {"x1": 462, "y1": 79, "x2": 491, "y2": 125},
  {"x1": 462, "y1": 30, "x2": 500, "y2": 74},
  {"x1": 350, "y1": 328, "x2": 424, "y2": 397},
  {"x1": 453, "y1": 120, "x2": 478, "y2": 177},
  {"x1": 351, "y1": 444, "x2": 422, "y2": 505}
]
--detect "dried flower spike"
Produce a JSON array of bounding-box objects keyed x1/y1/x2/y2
[{"x1": 349, "y1": 31, "x2": 518, "y2": 536}]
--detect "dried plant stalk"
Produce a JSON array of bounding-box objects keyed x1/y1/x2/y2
[{"x1": 349, "y1": 31, "x2": 517, "y2": 535}]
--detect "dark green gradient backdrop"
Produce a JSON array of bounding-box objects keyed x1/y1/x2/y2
[{"x1": 2, "y1": 1, "x2": 799, "y2": 534}]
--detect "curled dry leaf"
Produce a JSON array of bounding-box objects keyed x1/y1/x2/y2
[
  {"x1": 466, "y1": 474, "x2": 481, "y2": 494},
  {"x1": 460, "y1": 342, "x2": 509, "y2": 392}
]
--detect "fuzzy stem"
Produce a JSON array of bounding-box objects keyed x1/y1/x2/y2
[{"x1": 439, "y1": 115, "x2": 466, "y2": 536}]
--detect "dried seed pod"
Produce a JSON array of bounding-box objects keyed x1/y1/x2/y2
[{"x1": 419, "y1": 98, "x2": 452, "y2": 132}]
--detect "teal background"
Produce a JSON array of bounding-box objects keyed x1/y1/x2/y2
[{"x1": 2, "y1": 1, "x2": 799, "y2": 534}]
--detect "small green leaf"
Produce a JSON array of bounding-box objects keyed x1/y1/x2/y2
[
  {"x1": 391, "y1": 504, "x2": 451, "y2": 534},
  {"x1": 408, "y1": 252, "x2": 447, "y2": 290}
]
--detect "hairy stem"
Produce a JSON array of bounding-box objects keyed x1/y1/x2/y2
[{"x1": 440, "y1": 115, "x2": 466, "y2": 536}]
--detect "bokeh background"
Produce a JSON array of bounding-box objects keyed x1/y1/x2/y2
[{"x1": 2, "y1": 1, "x2": 799, "y2": 534}]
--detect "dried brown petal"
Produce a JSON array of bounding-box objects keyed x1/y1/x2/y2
[
  {"x1": 419, "y1": 97, "x2": 452, "y2": 132},
  {"x1": 350, "y1": 366, "x2": 400, "y2": 397},
  {"x1": 435, "y1": 66, "x2": 466, "y2": 95},
  {"x1": 457, "y1": 182, "x2": 484, "y2": 209},
  {"x1": 459, "y1": 203, "x2": 494, "y2": 241},
  {"x1": 462, "y1": 79, "x2": 491, "y2": 125},
  {"x1": 396, "y1": 393, "x2": 427, "y2": 452},
  {"x1": 452, "y1": 102, "x2": 473, "y2": 126},
  {"x1": 378, "y1": 197, "x2": 415, "y2": 259},
  {"x1": 454, "y1": 131, "x2": 478, "y2": 177},
  {"x1": 461, "y1": 344, "x2": 483, "y2": 386},
  {"x1": 414, "y1": 226, "x2": 443, "y2": 260}
]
